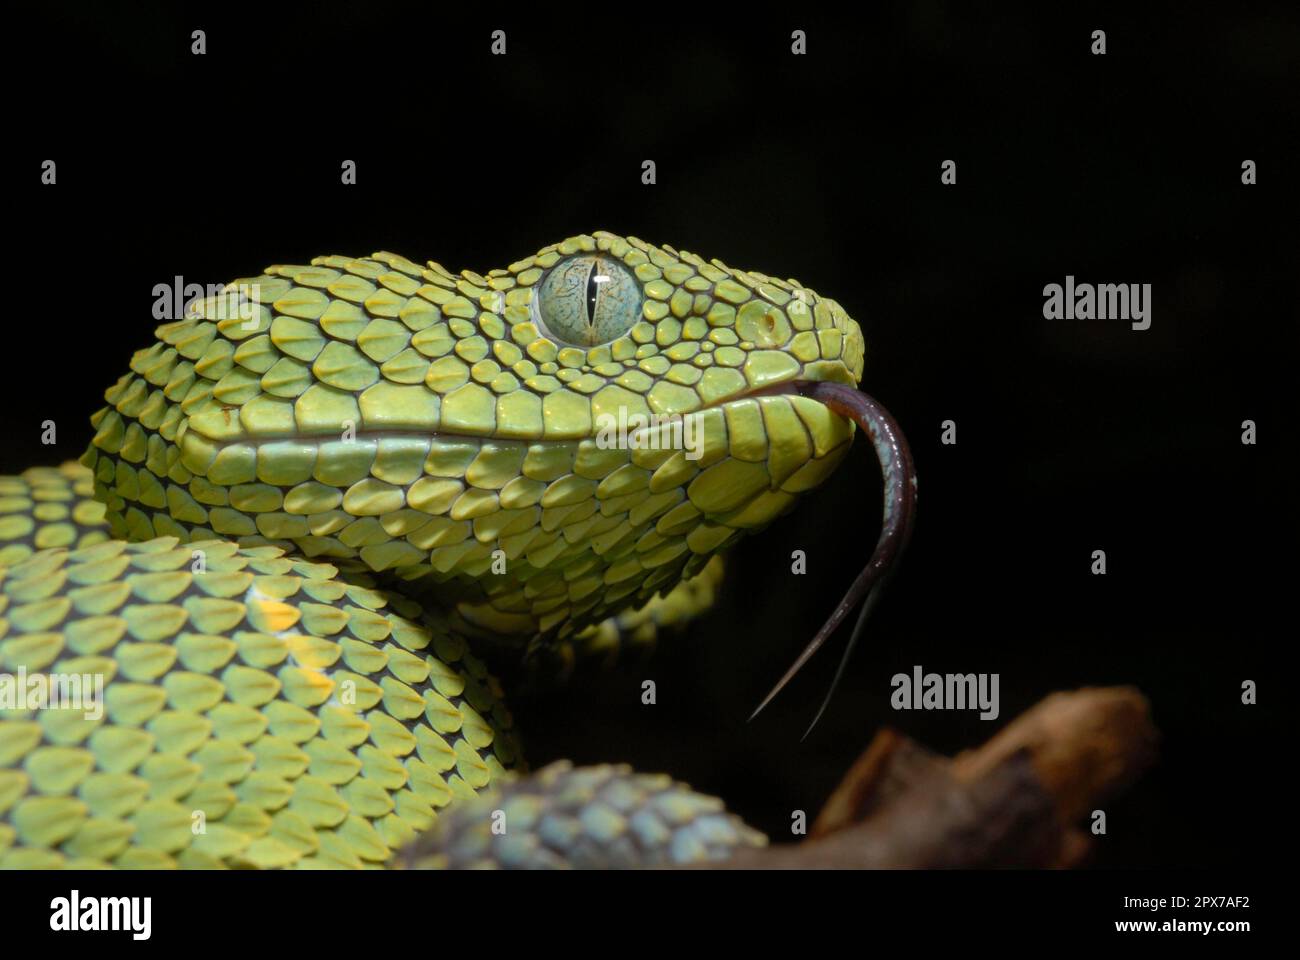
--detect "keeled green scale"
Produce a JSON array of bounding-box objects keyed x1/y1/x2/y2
[{"x1": 0, "y1": 463, "x2": 111, "y2": 567}]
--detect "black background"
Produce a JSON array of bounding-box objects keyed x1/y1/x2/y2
[{"x1": 9, "y1": 2, "x2": 1295, "y2": 874}]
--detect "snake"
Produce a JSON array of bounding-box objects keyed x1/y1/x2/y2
[{"x1": 0, "y1": 231, "x2": 916, "y2": 869}]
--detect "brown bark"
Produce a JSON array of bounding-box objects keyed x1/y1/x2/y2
[{"x1": 705, "y1": 685, "x2": 1157, "y2": 869}]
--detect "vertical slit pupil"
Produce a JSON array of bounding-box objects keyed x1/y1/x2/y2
[{"x1": 585, "y1": 259, "x2": 601, "y2": 325}]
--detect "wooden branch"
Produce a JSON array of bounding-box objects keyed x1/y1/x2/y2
[{"x1": 703, "y1": 686, "x2": 1157, "y2": 869}]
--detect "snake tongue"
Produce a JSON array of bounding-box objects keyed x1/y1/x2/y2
[{"x1": 748, "y1": 381, "x2": 918, "y2": 736}]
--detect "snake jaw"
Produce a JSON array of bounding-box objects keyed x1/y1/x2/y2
[{"x1": 748, "y1": 381, "x2": 917, "y2": 731}]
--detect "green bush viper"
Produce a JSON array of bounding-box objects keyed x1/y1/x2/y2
[{"x1": 0, "y1": 231, "x2": 916, "y2": 869}]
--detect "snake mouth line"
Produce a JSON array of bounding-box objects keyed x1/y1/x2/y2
[
  {"x1": 746, "y1": 380, "x2": 918, "y2": 738},
  {"x1": 701, "y1": 366, "x2": 858, "y2": 412},
  {"x1": 187, "y1": 368, "x2": 859, "y2": 451}
]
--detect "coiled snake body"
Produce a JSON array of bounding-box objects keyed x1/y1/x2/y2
[{"x1": 0, "y1": 232, "x2": 913, "y2": 868}]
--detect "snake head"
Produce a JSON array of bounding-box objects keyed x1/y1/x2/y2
[{"x1": 85, "y1": 231, "x2": 895, "y2": 657}]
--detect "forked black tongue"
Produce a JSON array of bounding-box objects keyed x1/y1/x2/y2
[{"x1": 748, "y1": 382, "x2": 917, "y2": 738}]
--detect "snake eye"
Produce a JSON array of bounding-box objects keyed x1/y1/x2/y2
[{"x1": 534, "y1": 254, "x2": 641, "y2": 346}]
